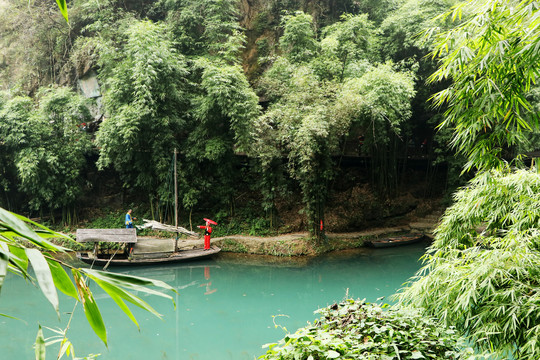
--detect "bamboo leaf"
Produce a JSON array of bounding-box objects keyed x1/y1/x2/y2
[
  {"x1": 98, "y1": 276, "x2": 165, "y2": 318},
  {"x1": 327, "y1": 350, "x2": 340, "y2": 358},
  {"x1": 58, "y1": 339, "x2": 72, "y2": 360},
  {"x1": 0, "y1": 313, "x2": 21, "y2": 320},
  {"x1": 46, "y1": 258, "x2": 78, "y2": 300},
  {"x1": 0, "y1": 243, "x2": 8, "y2": 294},
  {"x1": 95, "y1": 280, "x2": 141, "y2": 329},
  {"x1": 82, "y1": 268, "x2": 175, "y2": 290},
  {"x1": 8, "y1": 245, "x2": 28, "y2": 275},
  {"x1": 0, "y1": 208, "x2": 66, "y2": 252},
  {"x1": 26, "y1": 249, "x2": 59, "y2": 316},
  {"x1": 82, "y1": 268, "x2": 176, "y2": 302},
  {"x1": 34, "y1": 325, "x2": 46, "y2": 360},
  {"x1": 73, "y1": 270, "x2": 108, "y2": 346},
  {"x1": 55, "y1": 0, "x2": 69, "y2": 23}
]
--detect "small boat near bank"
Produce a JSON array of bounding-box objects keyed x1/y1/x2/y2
[
  {"x1": 75, "y1": 228, "x2": 220, "y2": 267},
  {"x1": 77, "y1": 245, "x2": 221, "y2": 266},
  {"x1": 368, "y1": 233, "x2": 425, "y2": 248}
]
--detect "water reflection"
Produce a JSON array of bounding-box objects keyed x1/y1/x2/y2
[{"x1": 0, "y1": 240, "x2": 429, "y2": 360}]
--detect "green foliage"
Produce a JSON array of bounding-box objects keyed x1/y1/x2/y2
[
  {"x1": 0, "y1": 206, "x2": 176, "y2": 351},
  {"x1": 350, "y1": 0, "x2": 400, "y2": 24},
  {"x1": 279, "y1": 11, "x2": 319, "y2": 63},
  {"x1": 87, "y1": 210, "x2": 125, "y2": 229},
  {"x1": 380, "y1": 0, "x2": 456, "y2": 60},
  {"x1": 380, "y1": 0, "x2": 459, "y2": 194},
  {"x1": 320, "y1": 13, "x2": 380, "y2": 75},
  {"x1": 160, "y1": 0, "x2": 245, "y2": 62},
  {"x1": 95, "y1": 20, "x2": 189, "y2": 195},
  {"x1": 176, "y1": 58, "x2": 260, "y2": 213},
  {"x1": 335, "y1": 61, "x2": 416, "y2": 192},
  {"x1": 0, "y1": 95, "x2": 34, "y2": 149},
  {"x1": 0, "y1": 0, "x2": 71, "y2": 92},
  {"x1": 191, "y1": 58, "x2": 260, "y2": 153},
  {"x1": 219, "y1": 238, "x2": 248, "y2": 253},
  {"x1": 254, "y1": 11, "x2": 416, "y2": 237},
  {"x1": 429, "y1": 0, "x2": 540, "y2": 172},
  {"x1": 398, "y1": 169, "x2": 540, "y2": 360},
  {"x1": 210, "y1": 216, "x2": 273, "y2": 237},
  {"x1": 89, "y1": 11, "x2": 259, "y2": 216},
  {"x1": 253, "y1": 60, "x2": 342, "y2": 237},
  {"x1": 336, "y1": 63, "x2": 416, "y2": 138},
  {"x1": 260, "y1": 299, "x2": 470, "y2": 359},
  {"x1": 38, "y1": 326, "x2": 100, "y2": 360},
  {"x1": 0, "y1": 88, "x2": 92, "y2": 213},
  {"x1": 55, "y1": 0, "x2": 69, "y2": 23}
]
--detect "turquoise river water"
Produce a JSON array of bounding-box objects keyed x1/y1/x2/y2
[{"x1": 0, "y1": 241, "x2": 429, "y2": 360}]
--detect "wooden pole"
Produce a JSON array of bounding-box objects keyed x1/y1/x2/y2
[{"x1": 174, "y1": 148, "x2": 178, "y2": 229}]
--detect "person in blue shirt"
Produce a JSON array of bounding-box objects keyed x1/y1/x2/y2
[{"x1": 125, "y1": 209, "x2": 136, "y2": 228}]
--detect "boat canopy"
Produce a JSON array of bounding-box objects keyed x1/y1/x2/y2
[
  {"x1": 76, "y1": 228, "x2": 137, "y2": 243},
  {"x1": 136, "y1": 219, "x2": 199, "y2": 238}
]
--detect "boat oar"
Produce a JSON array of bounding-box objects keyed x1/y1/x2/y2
[{"x1": 103, "y1": 248, "x2": 120, "y2": 271}]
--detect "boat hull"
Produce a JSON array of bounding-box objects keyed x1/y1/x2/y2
[
  {"x1": 77, "y1": 246, "x2": 221, "y2": 266},
  {"x1": 369, "y1": 234, "x2": 424, "y2": 248}
]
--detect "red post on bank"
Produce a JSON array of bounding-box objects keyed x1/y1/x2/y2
[{"x1": 198, "y1": 218, "x2": 217, "y2": 250}]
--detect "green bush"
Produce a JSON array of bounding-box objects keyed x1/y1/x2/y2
[
  {"x1": 260, "y1": 299, "x2": 470, "y2": 360},
  {"x1": 399, "y1": 169, "x2": 540, "y2": 360},
  {"x1": 87, "y1": 210, "x2": 125, "y2": 229}
]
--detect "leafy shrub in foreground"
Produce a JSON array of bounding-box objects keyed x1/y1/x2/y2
[
  {"x1": 399, "y1": 169, "x2": 540, "y2": 360},
  {"x1": 260, "y1": 299, "x2": 469, "y2": 360}
]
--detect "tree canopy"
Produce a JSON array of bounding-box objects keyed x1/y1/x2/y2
[
  {"x1": 398, "y1": 2, "x2": 540, "y2": 359},
  {"x1": 95, "y1": 20, "x2": 189, "y2": 193},
  {"x1": 0, "y1": 0, "x2": 456, "y2": 230},
  {"x1": 429, "y1": 0, "x2": 540, "y2": 172},
  {"x1": 252, "y1": 11, "x2": 416, "y2": 238},
  {"x1": 0, "y1": 88, "x2": 92, "y2": 219}
]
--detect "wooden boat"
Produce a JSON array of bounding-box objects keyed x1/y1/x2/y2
[
  {"x1": 76, "y1": 150, "x2": 223, "y2": 267},
  {"x1": 75, "y1": 228, "x2": 220, "y2": 267},
  {"x1": 368, "y1": 233, "x2": 424, "y2": 248},
  {"x1": 77, "y1": 246, "x2": 221, "y2": 266}
]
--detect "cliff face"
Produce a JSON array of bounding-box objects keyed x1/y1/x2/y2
[{"x1": 0, "y1": 0, "x2": 382, "y2": 92}]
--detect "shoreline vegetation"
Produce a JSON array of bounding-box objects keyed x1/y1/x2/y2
[
  {"x1": 194, "y1": 224, "x2": 429, "y2": 256},
  {"x1": 62, "y1": 222, "x2": 436, "y2": 258},
  {"x1": 54, "y1": 202, "x2": 442, "y2": 258}
]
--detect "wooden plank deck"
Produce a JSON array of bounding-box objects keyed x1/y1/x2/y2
[{"x1": 76, "y1": 228, "x2": 137, "y2": 243}]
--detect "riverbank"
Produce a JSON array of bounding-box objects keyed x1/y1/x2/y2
[
  {"x1": 175, "y1": 212, "x2": 440, "y2": 256},
  {"x1": 68, "y1": 210, "x2": 442, "y2": 258}
]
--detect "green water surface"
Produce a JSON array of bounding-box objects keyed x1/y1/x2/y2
[{"x1": 0, "y1": 241, "x2": 428, "y2": 360}]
